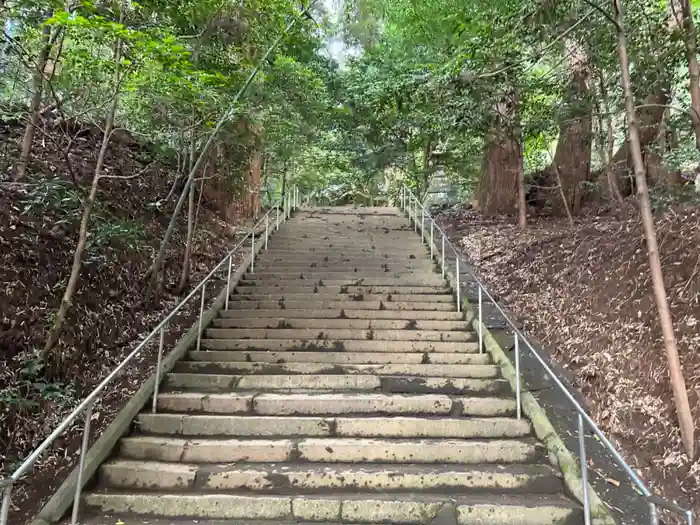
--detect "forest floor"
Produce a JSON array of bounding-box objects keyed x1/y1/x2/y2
[
  {"x1": 0, "y1": 122, "x2": 250, "y2": 524},
  {"x1": 437, "y1": 203, "x2": 700, "y2": 519}
]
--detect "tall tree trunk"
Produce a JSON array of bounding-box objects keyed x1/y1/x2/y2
[
  {"x1": 677, "y1": 0, "x2": 700, "y2": 150},
  {"x1": 477, "y1": 92, "x2": 521, "y2": 216},
  {"x1": 550, "y1": 41, "x2": 592, "y2": 215},
  {"x1": 15, "y1": 25, "x2": 52, "y2": 181},
  {"x1": 615, "y1": 0, "x2": 695, "y2": 460},
  {"x1": 42, "y1": 30, "x2": 123, "y2": 357}
]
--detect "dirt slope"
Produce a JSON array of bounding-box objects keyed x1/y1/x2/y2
[
  {"x1": 0, "y1": 122, "x2": 244, "y2": 524},
  {"x1": 438, "y1": 206, "x2": 700, "y2": 518}
]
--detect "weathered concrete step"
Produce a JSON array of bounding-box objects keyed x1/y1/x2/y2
[
  {"x1": 166, "y1": 373, "x2": 509, "y2": 395},
  {"x1": 240, "y1": 277, "x2": 448, "y2": 287},
  {"x1": 118, "y1": 436, "x2": 543, "y2": 464},
  {"x1": 85, "y1": 492, "x2": 581, "y2": 524},
  {"x1": 155, "y1": 392, "x2": 516, "y2": 417},
  {"x1": 187, "y1": 350, "x2": 488, "y2": 365},
  {"x1": 135, "y1": 414, "x2": 531, "y2": 438},
  {"x1": 230, "y1": 293, "x2": 455, "y2": 303},
  {"x1": 212, "y1": 317, "x2": 471, "y2": 331},
  {"x1": 245, "y1": 271, "x2": 435, "y2": 279},
  {"x1": 255, "y1": 262, "x2": 436, "y2": 271},
  {"x1": 262, "y1": 248, "x2": 428, "y2": 256},
  {"x1": 204, "y1": 328, "x2": 474, "y2": 342},
  {"x1": 244, "y1": 272, "x2": 435, "y2": 281},
  {"x1": 225, "y1": 300, "x2": 456, "y2": 311},
  {"x1": 234, "y1": 285, "x2": 451, "y2": 295},
  {"x1": 99, "y1": 460, "x2": 562, "y2": 493},
  {"x1": 219, "y1": 309, "x2": 465, "y2": 320},
  {"x1": 200, "y1": 339, "x2": 479, "y2": 353},
  {"x1": 258, "y1": 255, "x2": 433, "y2": 262},
  {"x1": 267, "y1": 241, "x2": 429, "y2": 250},
  {"x1": 172, "y1": 362, "x2": 499, "y2": 379}
]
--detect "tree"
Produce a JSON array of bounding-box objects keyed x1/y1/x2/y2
[{"x1": 614, "y1": 0, "x2": 695, "y2": 459}]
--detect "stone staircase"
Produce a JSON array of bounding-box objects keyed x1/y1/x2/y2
[{"x1": 83, "y1": 207, "x2": 584, "y2": 524}]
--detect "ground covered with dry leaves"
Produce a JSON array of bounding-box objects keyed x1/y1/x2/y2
[
  {"x1": 0, "y1": 122, "x2": 248, "y2": 524},
  {"x1": 437, "y1": 204, "x2": 700, "y2": 517}
]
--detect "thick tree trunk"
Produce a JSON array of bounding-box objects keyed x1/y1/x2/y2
[
  {"x1": 608, "y1": 89, "x2": 671, "y2": 195},
  {"x1": 551, "y1": 68, "x2": 592, "y2": 215},
  {"x1": 615, "y1": 0, "x2": 695, "y2": 460},
  {"x1": 478, "y1": 94, "x2": 523, "y2": 217},
  {"x1": 478, "y1": 130, "x2": 521, "y2": 215},
  {"x1": 15, "y1": 25, "x2": 52, "y2": 181}
]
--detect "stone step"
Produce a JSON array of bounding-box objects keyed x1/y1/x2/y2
[
  {"x1": 136, "y1": 414, "x2": 531, "y2": 439},
  {"x1": 224, "y1": 300, "x2": 456, "y2": 311},
  {"x1": 211, "y1": 317, "x2": 471, "y2": 331},
  {"x1": 99, "y1": 460, "x2": 562, "y2": 493},
  {"x1": 187, "y1": 350, "x2": 489, "y2": 365},
  {"x1": 164, "y1": 374, "x2": 509, "y2": 395},
  {"x1": 255, "y1": 262, "x2": 437, "y2": 271},
  {"x1": 171, "y1": 362, "x2": 499, "y2": 378},
  {"x1": 85, "y1": 492, "x2": 580, "y2": 524},
  {"x1": 117, "y1": 436, "x2": 543, "y2": 464},
  {"x1": 244, "y1": 271, "x2": 435, "y2": 280},
  {"x1": 155, "y1": 392, "x2": 516, "y2": 417},
  {"x1": 229, "y1": 293, "x2": 455, "y2": 303},
  {"x1": 262, "y1": 248, "x2": 428, "y2": 256},
  {"x1": 219, "y1": 309, "x2": 465, "y2": 320},
  {"x1": 204, "y1": 328, "x2": 474, "y2": 342},
  {"x1": 240, "y1": 277, "x2": 448, "y2": 287},
  {"x1": 234, "y1": 285, "x2": 451, "y2": 295},
  {"x1": 267, "y1": 241, "x2": 429, "y2": 250},
  {"x1": 200, "y1": 339, "x2": 479, "y2": 353}
]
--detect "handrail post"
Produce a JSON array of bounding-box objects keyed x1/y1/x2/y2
[
  {"x1": 649, "y1": 503, "x2": 659, "y2": 525},
  {"x1": 515, "y1": 333, "x2": 521, "y2": 420},
  {"x1": 414, "y1": 200, "x2": 417, "y2": 232},
  {"x1": 251, "y1": 230, "x2": 256, "y2": 273},
  {"x1": 276, "y1": 205, "x2": 280, "y2": 230},
  {"x1": 265, "y1": 214, "x2": 269, "y2": 250},
  {"x1": 441, "y1": 234, "x2": 445, "y2": 278},
  {"x1": 478, "y1": 286, "x2": 483, "y2": 353},
  {"x1": 71, "y1": 399, "x2": 94, "y2": 525},
  {"x1": 430, "y1": 222, "x2": 434, "y2": 259},
  {"x1": 578, "y1": 414, "x2": 591, "y2": 525},
  {"x1": 456, "y1": 258, "x2": 461, "y2": 313},
  {"x1": 151, "y1": 326, "x2": 166, "y2": 413},
  {"x1": 225, "y1": 255, "x2": 233, "y2": 310},
  {"x1": 421, "y1": 207, "x2": 425, "y2": 243},
  {"x1": 196, "y1": 282, "x2": 207, "y2": 352},
  {"x1": 1, "y1": 481, "x2": 12, "y2": 525}
]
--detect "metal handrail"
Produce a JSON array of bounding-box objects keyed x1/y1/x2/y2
[
  {"x1": 0, "y1": 186, "x2": 301, "y2": 525},
  {"x1": 399, "y1": 185, "x2": 693, "y2": 525}
]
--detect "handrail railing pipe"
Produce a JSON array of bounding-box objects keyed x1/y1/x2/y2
[
  {"x1": 225, "y1": 255, "x2": 233, "y2": 310},
  {"x1": 0, "y1": 188, "x2": 297, "y2": 525},
  {"x1": 441, "y1": 234, "x2": 445, "y2": 278},
  {"x1": 478, "y1": 287, "x2": 483, "y2": 353},
  {"x1": 399, "y1": 184, "x2": 692, "y2": 525},
  {"x1": 430, "y1": 222, "x2": 434, "y2": 259},
  {"x1": 514, "y1": 333, "x2": 521, "y2": 421},
  {"x1": 265, "y1": 215, "x2": 269, "y2": 250},
  {"x1": 455, "y1": 258, "x2": 461, "y2": 313},
  {"x1": 196, "y1": 282, "x2": 207, "y2": 352},
  {"x1": 578, "y1": 413, "x2": 591, "y2": 525},
  {"x1": 251, "y1": 230, "x2": 256, "y2": 273},
  {"x1": 151, "y1": 326, "x2": 166, "y2": 414}
]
